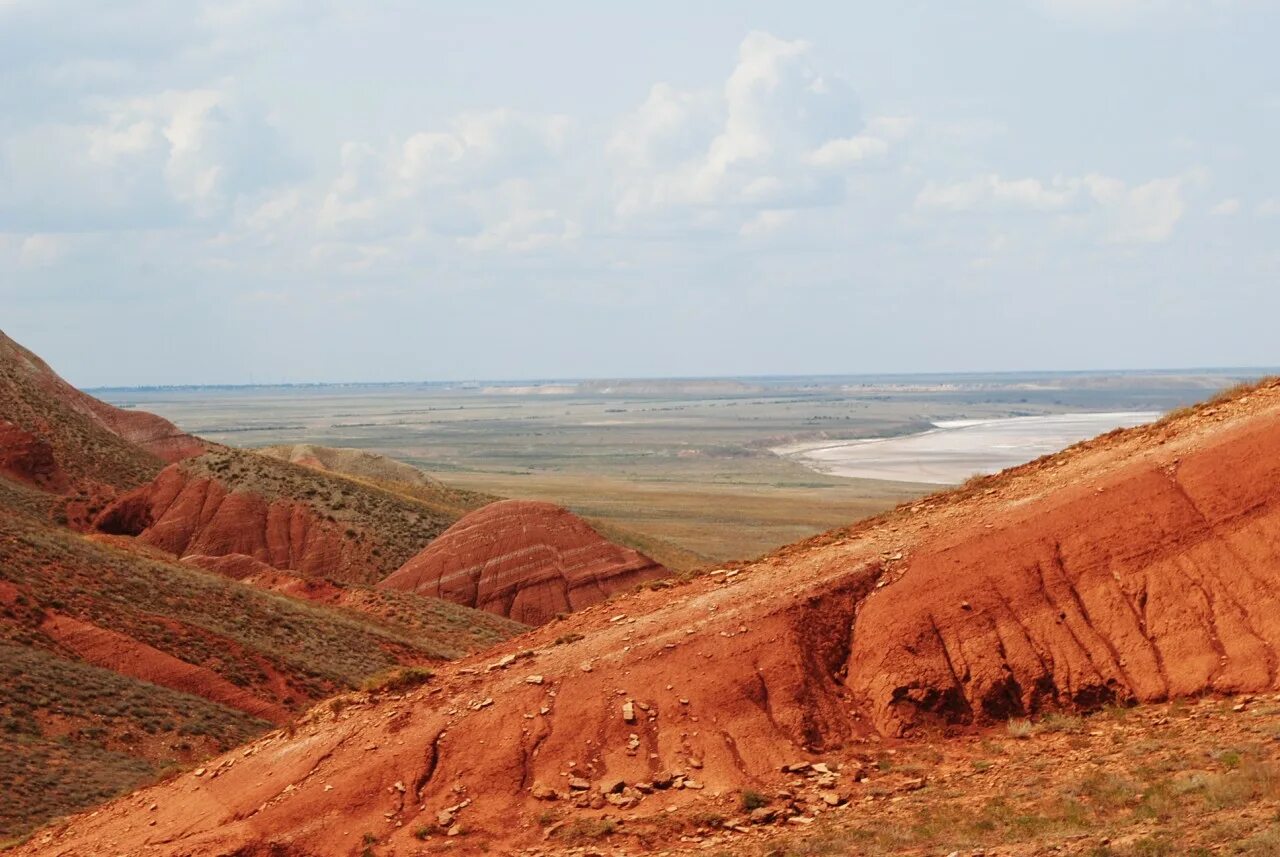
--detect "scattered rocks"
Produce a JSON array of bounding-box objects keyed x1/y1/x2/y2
[{"x1": 530, "y1": 783, "x2": 558, "y2": 801}]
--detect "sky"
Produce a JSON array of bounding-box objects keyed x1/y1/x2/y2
[{"x1": 1, "y1": 0, "x2": 1277, "y2": 386}]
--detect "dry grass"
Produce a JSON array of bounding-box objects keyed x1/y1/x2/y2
[
  {"x1": 0, "y1": 493, "x2": 525, "y2": 843},
  {"x1": 185, "y1": 448, "x2": 464, "y2": 582}
]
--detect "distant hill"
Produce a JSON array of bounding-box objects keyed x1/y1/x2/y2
[
  {"x1": 254, "y1": 443, "x2": 494, "y2": 516},
  {"x1": 380, "y1": 499, "x2": 669, "y2": 624},
  {"x1": 94, "y1": 447, "x2": 477, "y2": 585}
]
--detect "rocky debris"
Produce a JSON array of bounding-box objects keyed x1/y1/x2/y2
[
  {"x1": 488, "y1": 653, "x2": 517, "y2": 671},
  {"x1": 378, "y1": 500, "x2": 668, "y2": 624},
  {"x1": 750, "y1": 807, "x2": 780, "y2": 824},
  {"x1": 530, "y1": 784, "x2": 558, "y2": 801},
  {"x1": 621, "y1": 701, "x2": 636, "y2": 723}
]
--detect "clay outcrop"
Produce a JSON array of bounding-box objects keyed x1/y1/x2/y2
[
  {"x1": 379, "y1": 500, "x2": 669, "y2": 624},
  {"x1": 94, "y1": 463, "x2": 383, "y2": 581}
]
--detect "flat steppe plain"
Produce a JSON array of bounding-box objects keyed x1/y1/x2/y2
[{"x1": 98, "y1": 370, "x2": 1264, "y2": 566}]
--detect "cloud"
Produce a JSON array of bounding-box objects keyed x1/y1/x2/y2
[
  {"x1": 1209, "y1": 198, "x2": 1241, "y2": 216},
  {"x1": 18, "y1": 233, "x2": 63, "y2": 267},
  {"x1": 1082, "y1": 174, "x2": 1186, "y2": 244},
  {"x1": 917, "y1": 172, "x2": 1190, "y2": 244},
  {"x1": 917, "y1": 174, "x2": 1081, "y2": 212},
  {"x1": 399, "y1": 109, "x2": 572, "y2": 189},
  {"x1": 607, "y1": 31, "x2": 898, "y2": 237},
  {"x1": 0, "y1": 86, "x2": 292, "y2": 230}
]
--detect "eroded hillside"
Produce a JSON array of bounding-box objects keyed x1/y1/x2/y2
[{"x1": 18, "y1": 381, "x2": 1280, "y2": 856}]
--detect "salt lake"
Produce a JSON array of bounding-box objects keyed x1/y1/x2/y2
[{"x1": 773, "y1": 411, "x2": 1162, "y2": 485}]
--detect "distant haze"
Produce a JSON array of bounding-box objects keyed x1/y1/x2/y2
[{"x1": 2, "y1": 2, "x2": 1277, "y2": 386}]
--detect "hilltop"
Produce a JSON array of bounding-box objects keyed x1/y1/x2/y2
[
  {"x1": 381, "y1": 499, "x2": 668, "y2": 625},
  {"x1": 93, "y1": 447, "x2": 468, "y2": 584},
  {"x1": 0, "y1": 330, "x2": 206, "y2": 527},
  {"x1": 17, "y1": 378, "x2": 1280, "y2": 855}
]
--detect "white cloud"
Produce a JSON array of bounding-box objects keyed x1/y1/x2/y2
[
  {"x1": 739, "y1": 209, "x2": 796, "y2": 237},
  {"x1": 1209, "y1": 197, "x2": 1241, "y2": 216},
  {"x1": 1258, "y1": 198, "x2": 1280, "y2": 217},
  {"x1": 0, "y1": 86, "x2": 290, "y2": 229},
  {"x1": 1083, "y1": 174, "x2": 1186, "y2": 244},
  {"x1": 609, "y1": 31, "x2": 893, "y2": 232},
  {"x1": 917, "y1": 171, "x2": 1190, "y2": 244},
  {"x1": 917, "y1": 174, "x2": 1081, "y2": 212},
  {"x1": 607, "y1": 84, "x2": 719, "y2": 169},
  {"x1": 806, "y1": 135, "x2": 889, "y2": 168},
  {"x1": 18, "y1": 234, "x2": 63, "y2": 267},
  {"x1": 399, "y1": 109, "x2": 572, "y2": 188}
]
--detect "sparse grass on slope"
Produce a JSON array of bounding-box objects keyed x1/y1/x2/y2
[
  {"x1": 184, "y1": 448, "x2": 466, "y2": 579},
  {"x1": 0, "y1": 643, "x2": 270, "y2": 840},
  {"x1": 0, "y1": 334, "x2": 163, "y2": 490},
  {"x1": 0, "y1": 493, "x2": 527, "y2": 843}
]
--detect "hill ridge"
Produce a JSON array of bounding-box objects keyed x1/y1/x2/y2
[{"x1": 18, "y1": 379, "x2": 1280, "y2": 855}]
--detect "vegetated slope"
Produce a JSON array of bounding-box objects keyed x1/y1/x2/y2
[
  {"x1": 379, "y1": 499, "x2": 669, "y2": 624},
  {"x1": 258, "y1": 443, "x2": 705, "y2": 573},
  {"x1": 0, "y1": 329, "x2": 204, "y2": 491},
  {"x1": 93, "y1": 447, "x2": 469, "y2": 584},
  {"x1": 20, "y1": 379, "x2": 1280, "y2": 856},
  {"x1": 254, "y1": 444, "x2": 495, "y2": 517},
  {"x1": 0, "y1": 482, "x2": 525, "y2": 843}
]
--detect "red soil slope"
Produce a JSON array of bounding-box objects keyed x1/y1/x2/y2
[
  {"x1": 19, "y1": 382, "x2": 1280, "y2": 857},
  {"x1": 95, "y1": 464, "x2": 376, "y2": 580},
  {"x1": 40, "y1": 612, "x2": 289, "y2": 723},
  {"x1": 379, "y1": 499, "x2": 669, "y2": 624},
  {"x1": 0, "y1": 329, "x2": 205, "y2": 474},
  {"x1": 0, "y1": 420, "x2": 66, "y2": 490}
]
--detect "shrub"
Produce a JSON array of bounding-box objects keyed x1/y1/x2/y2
[
  {"x1": 1006, "y1": 718, "x2": 1034, "y2": 739},
  {"x1": 359, "y1": 666, "x2": 433, "y2": 694},
  {"x1": 740, "y1": 789, "x2": 770, "y2": 812}
]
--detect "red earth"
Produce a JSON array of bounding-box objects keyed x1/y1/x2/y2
[
  {"x1": 0, "y1": 329, "x2": 205, "y2": 470},
  {"x1": 379, "y1": 499, "x2": 669, "y2": 625},
  {"x1": 19, "y1": 381, "x2": 1280, "y2": 856},
  {"x1": 94, "y1": 464, "x2": 381, "y2": 580},
  {"x1": 0, "y1": 420, "x2": 66, "y2": 490}
]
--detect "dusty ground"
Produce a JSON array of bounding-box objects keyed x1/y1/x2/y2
[{"x1": 514, "y1": 697, "x2": 1280, "y2": 856}]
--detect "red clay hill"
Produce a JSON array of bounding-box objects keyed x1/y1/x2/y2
[
  {"x1": 0, "y1": 333, "x2": 538, "y2": 842},
  {"x1": 91, "y1": 445, "x2": 486, "y2": 585},
  {"x1": 0, "y1": 329, "x2": 204, "y2": 482},
  {"x1": 20, "y1": 380, "x2": 1280, "y2": 856},
  {"x1": 0, "y1": 329, "x2": 205, "y2": 527},
  {"x1": 380, "y1": 499, "x2": 669, "y2": 624}
]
